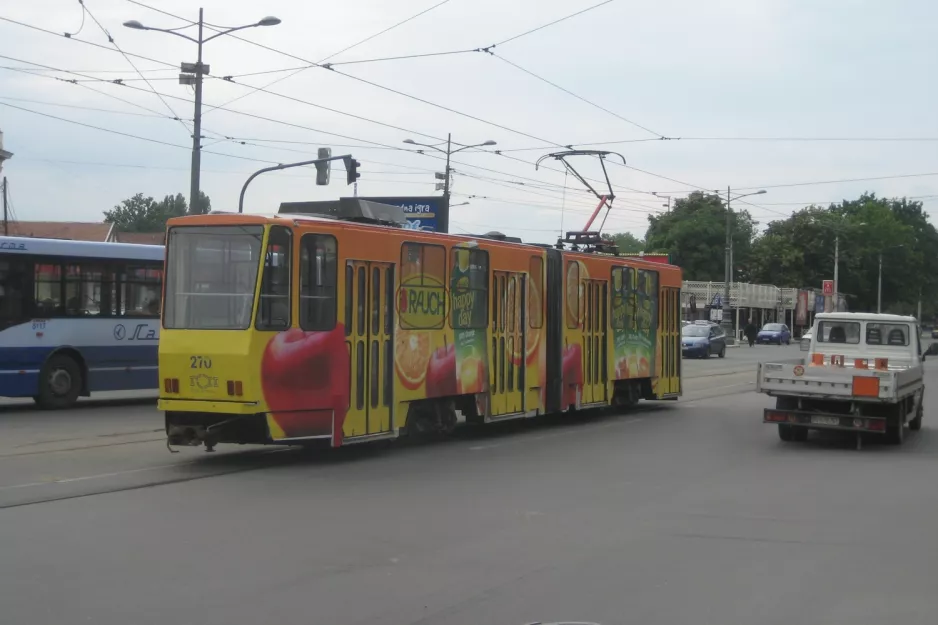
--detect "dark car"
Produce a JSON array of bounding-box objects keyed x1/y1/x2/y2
[
  {"x1": 682, "y1": 322, "x2": 726, "y2": 358},
  {"x1": 757, "y1": 323, "x2": 792, "y2": 345}
]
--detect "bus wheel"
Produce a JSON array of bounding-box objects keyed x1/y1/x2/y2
[{"x1": 36, "y1": 354, "x2": 82, "y2": 409}]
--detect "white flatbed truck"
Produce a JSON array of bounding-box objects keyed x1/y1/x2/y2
[{"x1": 756, "y1": 312, "x2": 926, "y2": 449}]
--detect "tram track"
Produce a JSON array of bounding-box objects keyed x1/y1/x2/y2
[{"x1": 0, "y1": 378, "x2": 762, "y2": 511}]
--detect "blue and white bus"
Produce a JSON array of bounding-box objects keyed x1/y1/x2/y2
[{"x1": 0, "y1": 236, "x2": 164, "y2": 408}]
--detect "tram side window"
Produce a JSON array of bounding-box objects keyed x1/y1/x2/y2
[
  {"x1": 257, "y1": 226, "x2": 293, "y2": 330},
  {"x1": 300, "y1": 234, "x2": 337, "y2": 331},
  {"x1": 529, "y1": 256, "x2": 543, "y2": 329},
  {"x1": 566, "y1": 261, "x2": 579, "y2": 329},
  {"x1": 399, "y1": 242, "x2": 446, "y2": 330},
  {"x1": 450, "y1": 247, "x2": 488, "y2": 329}
]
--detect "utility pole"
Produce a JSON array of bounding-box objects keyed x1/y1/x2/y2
[
  {"x1": 877, "y1": 253, "x2": 882, "y2": 314},
  {"x1": 2, "y1": 176, "x2": 7, "y2": 236},
  {"x1": 723, "y1": 186, "x2": 733, "y2": 339},
  {"x1": 403, "y1": 134, "x2": 496, "y2": 233},
  {"x1": 123, "y1": 10, "x2": 281, "y2": 212},
  {"x1": 442, "y1": 133, "x2": 452, "y2": 234},
  {"x1": 833, "y1": 234, "x2": 840, "y2": 298},
  {"x1": 188, "y1": 8, "x2": 205, "y2": 214}
]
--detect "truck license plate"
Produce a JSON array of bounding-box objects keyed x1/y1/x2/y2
[{"x1": 811, "y1": 416, "x2": 840, "y2": 426}]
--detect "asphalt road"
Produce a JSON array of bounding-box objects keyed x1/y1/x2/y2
[{"x1": 2, "y1": 346, "x2": 936, "y2": 625}]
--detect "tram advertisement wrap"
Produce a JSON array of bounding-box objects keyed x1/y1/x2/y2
[
  {"x1": 611, "y1": 267, "x2": 658, "y2": 378},
  {"x1": 451, "y1": 244, "x2": 486, "y2": 395}
]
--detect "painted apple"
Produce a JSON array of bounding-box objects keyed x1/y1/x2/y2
[
  {"x1": 261, "y1": 326, "x2": 349, "y2": 440},
  {"x1": 562, "y1": 343, "x2": 583, "y2": 386},
  {"x1": 262, "y1": 328, "x2": 334, "y2": 394},
  {"x1": 426, "y1": 343, "x2": 457, "y2": 397}
]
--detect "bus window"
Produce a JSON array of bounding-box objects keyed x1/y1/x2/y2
[
  {"x1": 121, "y1": 264, "x2": 161, "y2": 317},
  {"x1": 256, "y1": 226, "x2": 293, "y2": 331},
  {"x1": 34, "y1": 263, "x2": 62, "y2": 317},
  {"x1": 0, "y1": 260, "x2": 29, "y2": 329},
  {"x1": 66, "y1": 263, "x2": 114, "y2": 316}
]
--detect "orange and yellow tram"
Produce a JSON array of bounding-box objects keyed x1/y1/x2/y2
[{"x1": 158, "y1": 209, "x2": 682, "y2": 450}]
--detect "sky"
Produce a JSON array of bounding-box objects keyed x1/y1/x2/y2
[{"x1": 1, "y1": 0, "x2": 937, "y2": 245}]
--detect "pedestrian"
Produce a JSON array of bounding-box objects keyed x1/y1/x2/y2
[{"x1": 744, "y1": 318, "x2": 757, "y2": 347}]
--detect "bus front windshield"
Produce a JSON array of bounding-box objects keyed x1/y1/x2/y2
[{"x1": 163, "y1": 225, "x2": 264, "y2": 330}]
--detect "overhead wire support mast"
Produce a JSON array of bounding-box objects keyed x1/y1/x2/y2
[{"x1": 536, "y1": 150, "x2": 625, "y2": 250}]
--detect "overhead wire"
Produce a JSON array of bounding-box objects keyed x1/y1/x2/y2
[
  {"x1": 0, "y1": 15, "x2": 178, "y2": 69},
  {"x1": 485, "y1": 51, "x2": 667, "y2": 139},
  {"x1": 80, "y1": 0, "x2": 191, "y2": 133},
  {"x1": 195, "y1": 0, "x2": 457, "y2": 115},
  {"x1": 0, "y1": 101, "x2": 281, "y2": 165},
  {"x1": 488, "y1": 0, "x2": 618, "y2": 47},
  {"x1": 0, "y1": 95, "x2": 170, "y2": 118}
]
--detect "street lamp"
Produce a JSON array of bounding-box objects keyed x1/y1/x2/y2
[
  {"x1": 123, "y1": 9, "x2": 280, "y2": 212},
  {"x1": 722, "y1": 187, "x2": 766, "y2": 341},
  {"x1": 402, "y1": 135, "x2": 496, "y2": 233},
  {"x1": 877, "y1": 244, "x2": 906, "y2": 314}
]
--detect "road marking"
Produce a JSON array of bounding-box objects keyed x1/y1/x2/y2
[
  {"x1": 0, "y1": 448, "x2": 290, "y2": 492},
  {"x1": 469, "y1": 417, "x2": 643, "y2": 451}
]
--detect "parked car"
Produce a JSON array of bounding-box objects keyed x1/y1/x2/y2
[
  {"x1": 757, "y1": 322, "x2": 792, "y2": 345},
  {"x1": 681, "y1": 321, "x2": 726, "y2": 358}
]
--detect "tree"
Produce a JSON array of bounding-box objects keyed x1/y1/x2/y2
[
  {"x1": 644, "y1": 191, "x2": 757, "y2": 281},
  {"x1": 607, "y1": 232, "x2": 644, "y2": 253},
  {"x1": 749, "y1": 193, "x2": 937, "y2": 315},
  {"x1": 104, "y1": 191, "x2": 212, "y2": 232}
]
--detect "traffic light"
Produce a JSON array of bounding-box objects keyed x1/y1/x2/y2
[
  {"x1": 315, "y1": 147, "x2": 331, "y2": 185},
  {"x1": 344, "y1": 157, "x2": 361, "y2": 185}
]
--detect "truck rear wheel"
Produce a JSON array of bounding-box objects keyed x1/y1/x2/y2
[
  {"x1": 909, "y1": 392, "x2": 924, "y2": 431},
  {"x1": 885, "y1": 421, "x2": 905, "y2": 445}
]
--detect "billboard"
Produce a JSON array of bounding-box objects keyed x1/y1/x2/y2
[
  {"x1": 356, "y1": 196, "x2": 444, "y2": 232},
  {"x1": 822, "y1": 280, "x2": 834, "y2": 295}
]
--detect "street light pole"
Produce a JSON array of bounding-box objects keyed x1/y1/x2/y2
[
  {"x1": 834, "y1": 233, "x2": 840, "y2": 297},
  {"x1": 723, "y1": 186, "x2": 732, "y2": 338},
  {"x1": 443, "y1": 133, "x2": 452, "y2": 233},
  {"x1": 123, "y1": 10, "x2": 281, "y2": 213},
  {"x1": 403, "y1": 135, "x2": 496, "y2": 233},
  {"x1": 877, "y1": 252, "x2": 882, "y2": 314},
  {"x1": 722, "y1": 186, "x2": 766, "y2": 340},
  {"x1": 190, "y1": 8, "x2": 205, "y2": 215}
]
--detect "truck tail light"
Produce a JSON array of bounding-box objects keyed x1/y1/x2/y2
[
  {"x1": 854, "y1": 358, "x2": 868, "y2": 369},
  {"x1": 831, "y1": 355, "x2": 845, "y2": 367},
  {"x1": 811, "y1": 353, "x2": 825, "y2": 366},
  {"x1": 765, "y1": 411, "x2": 788, "y2": 422},
  {"x1": 875, "y1": 358, "x2": 889, "y2": 370},
  {"x1": 163, "y1": 378, "x2": 179, "y2": 393},
  {"x1": 867, "y1": 419, "x2": 886, "y2": 431},
  {"x1": 226, "y1": 380, "x2": 243, "y2": 397}
]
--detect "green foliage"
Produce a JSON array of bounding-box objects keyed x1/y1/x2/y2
[
  {"x1": 104, "y1": 191, "x2": 212, "y2": 232},
  {"x1": 607, "y1": 232, "x2": 644, "y2": 253},
  {"x1": 644, "y1": 191, "x2": 757, "y2": 281},
  {"x1": 749, "y1": 193, "x2": 938, "y2": 315}
]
